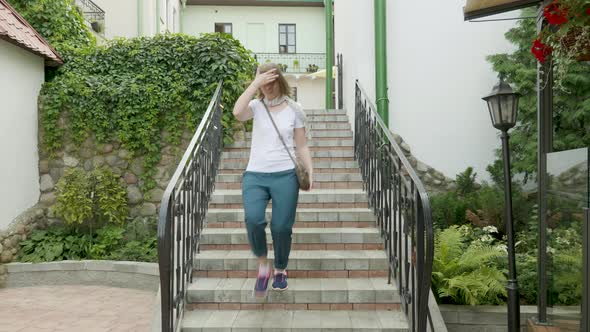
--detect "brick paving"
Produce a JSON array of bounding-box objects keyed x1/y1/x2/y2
[{"x1": 0, "y1": 285, "x2": 155, "y2": 332}]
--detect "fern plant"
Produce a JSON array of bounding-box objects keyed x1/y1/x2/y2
[{"x1": 432, "y1": 226, "x2": 508, "y2": 305}]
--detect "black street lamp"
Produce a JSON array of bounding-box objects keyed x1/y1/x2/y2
[{"x1": 482, "y1": 79, "x2": 521, "y2": 332}]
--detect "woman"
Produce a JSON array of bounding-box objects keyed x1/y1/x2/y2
[{"x1": 232, "y1": 63, "x2": 313, "y2": 296}]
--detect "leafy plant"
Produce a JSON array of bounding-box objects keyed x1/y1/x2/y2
[
  {"x1": 18, "y1": 227, "x2": 92, "y2": 262},
  {"x1": 53, "y1": 167, "x2": 128, "y2": 226},
  {"x1": 432, "y1": 226, "x2": 507, "y2": 305},
  {"x1": 40, "y1": 33, "x2": 255, "y2": 190},
  {"x1": 18, "y1": 218, "x2": 158, "y2": 263}
]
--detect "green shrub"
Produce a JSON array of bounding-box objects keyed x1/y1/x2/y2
[
  {"x1": 18, "y1": 227, "x2": 92, "y2": 262},
  {"x1": 53, "y1": 167, "x2": 128, "y2": 226}
]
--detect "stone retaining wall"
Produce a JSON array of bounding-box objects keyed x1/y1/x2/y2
[
  {"x1": 4, "y1": 260, "x2": 159, "y2": 291},
  {"x1": 440, "y1": 305, "x2": 580, "y2": 332}
]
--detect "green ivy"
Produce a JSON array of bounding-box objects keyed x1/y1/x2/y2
[
  {"x1": 7, "y1": 0, "x2": 95, "y2": 54},
  {"x1": 40, "y1": 33, "x2": 256, "y2": 190},
  {"x1": 53, "y1": 168, "x2": 128, "y2": 226}
]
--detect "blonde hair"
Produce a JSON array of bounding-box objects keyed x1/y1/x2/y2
[{"x1": 256, "y1": 63, "x2": 292, "y2": 98}]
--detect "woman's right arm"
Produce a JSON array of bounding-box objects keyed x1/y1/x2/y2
[
  {"x1": 233, "y1": 69, "x2": 278, "y2": 122},
  {"x1": 232, "y1": 84, "x2": 259, "y2": 122}
]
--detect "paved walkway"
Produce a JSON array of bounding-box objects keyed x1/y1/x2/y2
[{"x1": 0, "y1": 285, "x2": 155, "y2": 332}]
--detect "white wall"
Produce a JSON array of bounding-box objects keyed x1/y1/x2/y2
[
  {"x1": 183, "y1": 6, "x2": 325, "y2": 53},
  {"x1": 335, "y1": 0, "x2": 516, "y2": 180},
  {"x1": 286, "y1": 75, "x2": 325, "y2": 109},
  {"x1": 93, "y1": 0, "x2": 138, "y2": 38},
  {"x1": 0, "y1": 41, "x2": 44, "y2": 229}
]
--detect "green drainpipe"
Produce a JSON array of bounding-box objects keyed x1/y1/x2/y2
[
  {"x1": 325, "y1": 0, "x2": 334, "y2": 109},
  {"x1": 155, "y1": 0, "x2": 160, "y2": 34},
  {"x1": 137, "y1": 0, "x2": 143, "y2": 36},
  {"x1": 180, "y1": 0, "x2": 185, "y2": 33},
  {"x1": 374, "y1": 0, "x2": 389, "y2": 127}
]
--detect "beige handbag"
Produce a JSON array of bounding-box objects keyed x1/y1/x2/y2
[{"x1": 261, "y1": 100, "x2": 311, "y2": 190}]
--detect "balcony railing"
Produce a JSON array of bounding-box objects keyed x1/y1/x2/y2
[
  {"x1": 254, "y1": 53, "x2": 326, "y2": 74},
  {"x1": 75, "y1": 0, "x2": 105, "y2": 35}
]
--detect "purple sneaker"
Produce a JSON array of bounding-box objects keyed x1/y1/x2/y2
[
  {"x1": 272, "y1": 271, "x2": 288, "y2": 291},
  {"x1": 254, "y1": 265, "x2": 271, "y2": 297}
]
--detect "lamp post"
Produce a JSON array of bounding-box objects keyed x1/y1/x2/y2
[{"x1": 482, "y1": 79, "x2": 521, "y2": 332}]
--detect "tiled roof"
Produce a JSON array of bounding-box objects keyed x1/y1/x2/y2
[{"x1": 0, "y1": 0, "x2": 63, "y2": 66}]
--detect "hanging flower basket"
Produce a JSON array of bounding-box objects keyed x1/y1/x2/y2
[
  {"x1": 561, "y1": 26, "x2": 590, "y2": 61},
  {"x1": 532, "y1": 0, "x2": 590, "y2": 63}
]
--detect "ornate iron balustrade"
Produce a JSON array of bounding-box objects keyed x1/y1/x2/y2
[
  {"x1": 75, "y1": 0, "x2": 105, "y2": 35},
  {"x1": 157, "y1": 82, "x2": 224, "y2": 332},
  {"x1": 254, "y1": 53, "x2": 326, "y2": 74},
  {"x1": 355, "y1": 81, "x2": 435, "y2": 332}
]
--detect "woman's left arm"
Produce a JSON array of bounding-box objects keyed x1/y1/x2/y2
[{"x1": 294, "y1": 127, "x2": 313, "y2": 191}]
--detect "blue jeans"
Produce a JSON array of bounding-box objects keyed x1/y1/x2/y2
[{"x1": 242, "y1": 168, "x2": 299, "y2": 270}]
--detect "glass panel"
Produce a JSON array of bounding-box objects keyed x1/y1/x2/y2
[
  {"x1": 500, "y1": 95, "x2": 515, "y2": 125},
  {"x1": 224, "y1": 24, "x2": 232, "y2": 34},
  {"x1": 546, "y1": 148, "x2": 588, "y2": 330},
  {"x1": 279, "y1": 34, "x2": 286, "y2": 45},
  {"x1": 287, "y1": 46, "x2": 295, "y2": 53},
  {"x1": 487, "y1": 99, "x2": 501, "y2": 126},
  {"x1": 288, "y1": 25, "x2": 295, "y2": 33},
  {"x1": 287, "y1": 33, "x2": 295, "y2": 45},
  {"x1": 279, "y1": 25, "x2": 286, "y2": 33},
  {"x1": 279, "y1": 45, "x2": 287, "y2": 54}
]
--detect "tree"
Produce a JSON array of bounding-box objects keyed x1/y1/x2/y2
[{"x1": 486, "y1": 8, "x2": 590, "y2": 182}]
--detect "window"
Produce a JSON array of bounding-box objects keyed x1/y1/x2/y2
[
  {"x1": 215, "y1": 23, "x2": 233, "y2": 36},
  {"x1": 279, "y1": 24, "x2": 296, "y2": 54}
]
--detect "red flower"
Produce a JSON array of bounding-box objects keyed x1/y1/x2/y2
[
  {"x1": 531, "y1": 39, "x2": 553, "y2": 63},
  {"x1": 544, "y1": 0, "x2": 569, "y2": 25},
  {"x1": 586, "y1": 7, "x2": 590, "y2": 16}
]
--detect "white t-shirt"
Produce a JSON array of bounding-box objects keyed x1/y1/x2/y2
[{"x1": 245, "y1": 99, "x2": 306, "y2": 173}]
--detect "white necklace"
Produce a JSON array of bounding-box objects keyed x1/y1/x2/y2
[{"x1": 264, "y1": 95, "x2": 287, "y2": 107}]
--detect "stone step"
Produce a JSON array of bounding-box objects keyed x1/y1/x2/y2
[
  {"x1": 244, "y1": 130, "x2": 353, "y2": 139},
  {"x1": 216, "y1": 173, "x2": 362, "y2": 183},
  {"x1": 187, "y1": 278, "x2": 400, "y2": 305},
  {"x1": 182, "y1": 310, "x2": 409, "y2": 331},
  {"x1": 222, "y1": 150, "x2": 355, "y2": 159},
  {"x1": 206, "y1": 208, "x2": 375, "y2": 224},
  {"x1": 194, "y1": 250, "x2": 388, "y2": 271},
  {"x1": 304, "y1": 109, "x2": 348, "y2": 115},
  {"x1": 205, "y1": 208, "x2": 376, "y2": 229},
  {"x1": 307, "y1": 115, "x2": 349, "y2": 122},
  {"x1": 210, "y1": 190, "x2": 369, "y2": 208},
  {"x1": 308, "y1": 122, "x2": 351, "y2": 130},
  {"x1": 227, "y1": 139, "x2": 353, "y2": 148},
  {"x1": 224, "y1": 145, "x2": 354, "y2": 152},
  {"x1": 201, "y1": 228, "x2": 381, "y2": 246},
  {"x1": 219, "y1": 160, "x2": 359, "y2": 171}
]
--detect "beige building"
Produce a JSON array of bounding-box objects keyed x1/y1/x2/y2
[{"x1": 0, "y1": 0, "x2": 62, "y2": 229}]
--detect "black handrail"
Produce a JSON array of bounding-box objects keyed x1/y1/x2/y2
[
  {"x1": 157, "y1": 82, "x2": 224, "y2": 332},
  {"x1": 355, "y1": 80, "x2": 435, "y2": 332}
]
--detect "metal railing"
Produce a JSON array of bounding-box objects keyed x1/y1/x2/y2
[
  {"x1": 75, "y1": 0, "x2": 105, "y2": 35},
  {"x1": 157, "y1": 82, "x2": 224, "y2": 332},
  {"x1": 355, "y1": 80, "x2": 435, "y2": 332},
  {"x1": 254, "y1": 53, "x2": 325, "y2": 74},
  {"x1": 337, "y1": 53, "x2": 343, "y2": 109}
]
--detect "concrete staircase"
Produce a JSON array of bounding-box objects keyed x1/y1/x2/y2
[{"x1": 181, "y1": 109, "x2": 409, "y2": 331}]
